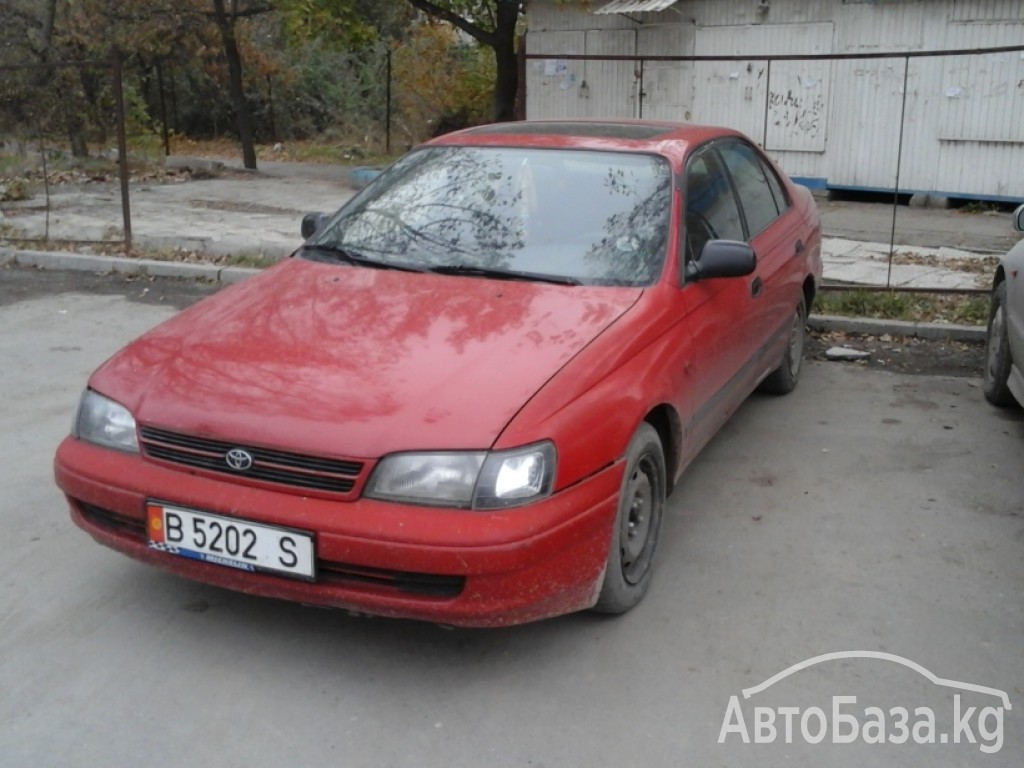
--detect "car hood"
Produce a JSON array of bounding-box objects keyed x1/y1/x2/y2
[{"x1": 91, "y1": 259, "x2": 642, "y2": 458}]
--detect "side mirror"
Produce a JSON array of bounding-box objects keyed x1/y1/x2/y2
[
  {"x1": 1014, "y1": 203, "x2": 1024, "y2": 233},
  {"x1": 686, "y1": 240, "x2": 757, "y2": 281},
  {"x1": 301, "y1": 212, "x2": 330, "y2": 240}
]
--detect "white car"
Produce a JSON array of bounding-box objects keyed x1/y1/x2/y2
[{"x1": 984, "y1": 204, "x2": 1024, "y2": 407}]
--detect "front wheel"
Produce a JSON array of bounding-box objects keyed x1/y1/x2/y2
[
  {"x1": 759, "y1": 298, "x2": 807, "y2": 395},
  {"x1": 983, "y1": 282, "x2": 1016, "y2": 406},
  {"x1": 593, "y1": 423, "x2": 666, "y2": 615}
]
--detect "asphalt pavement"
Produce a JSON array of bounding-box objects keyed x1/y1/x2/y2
[{"x1": 1, "y1": 269, "x2": 1023, "y2": 767}]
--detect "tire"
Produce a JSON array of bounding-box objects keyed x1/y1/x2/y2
[
  {"x1": 983, "y1": 282, "x2": 1016, "y2": 407},
  {"x1": 759, "y1": 298, "x2": 807, "y2": 395},
  {"x1": 593, "y1": 423, "x2": 666, "y2": 615}
]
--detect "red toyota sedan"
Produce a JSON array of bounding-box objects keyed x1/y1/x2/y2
[{"x1": 55, "y1": 121, "x2": 821, "y2": 627}]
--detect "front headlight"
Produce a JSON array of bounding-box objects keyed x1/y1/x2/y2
[
  {"x1": 366, "y1": 442, "x2": 556, "y2": 510},
  {"x1": 73, "y1": 390, "x2": 139, "y2": 453}
]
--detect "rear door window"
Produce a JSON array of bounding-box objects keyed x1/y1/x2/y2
[
  {"x1": 684, "y1": 146, "x2": 744, "y2": 262},
  {"x1": 718, "y1": 141, "x2": 781, "y2": 237}
]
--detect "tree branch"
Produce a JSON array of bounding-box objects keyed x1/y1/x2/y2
[
  {"x1": 404, "y1": 0, "x2": 496, "y2": 48},
  {"x1": 225, "y1": 3, "x2": 273, "y2": 21}
]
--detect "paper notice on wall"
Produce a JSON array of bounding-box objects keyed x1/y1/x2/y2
[{"x1": 545, "y1": 59, "x2": 569, "y2": 77}]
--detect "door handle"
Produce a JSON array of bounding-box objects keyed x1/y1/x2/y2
[{"x1": 750, "y1": 276, "x2": 764, "y2": 298}]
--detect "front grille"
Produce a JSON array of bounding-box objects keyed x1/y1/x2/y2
[
  {"x1": 318, "y1": 561, "x2": 466, "y2": 597},
  {"x1": 139, "y1": 426, "x2": 364, "y2": 495}
]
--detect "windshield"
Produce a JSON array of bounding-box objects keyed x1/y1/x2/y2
[{"x1": 306, "y1": 146, "x2": 672, "y2": 287}]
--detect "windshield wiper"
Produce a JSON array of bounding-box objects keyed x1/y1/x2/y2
[
  {"x1": 428, "y1": 264, "x2": 581, "y2": 286},
  {"x1": 301, "y1": 243, "x2": 427, "y2": 273}
]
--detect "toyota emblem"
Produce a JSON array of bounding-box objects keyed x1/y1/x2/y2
[{"x1": 225, "y1": 448, "x2": 254, "y2": 471}]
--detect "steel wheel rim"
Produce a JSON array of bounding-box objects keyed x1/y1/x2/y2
[
  {"x1": 788, "y1": 309, "x2": 805, "y2": 377},
  {"x1": 987, "y1": 305, "x2": 1005, "y2": 381},
  {"x1": 620, "y1": 454, "x2": 659, "y2": 585}
]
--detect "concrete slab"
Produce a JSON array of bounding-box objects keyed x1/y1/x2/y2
[
  {"x1": 1, "y1": 173, "x2": 357, "y2": 258},
  {"x1": 819, "y1": 252, "x2": 985, "y2": 290},
  {"x1": 807, "y1": 315, "x2": 985, "y2": 342},
  {"x1": 816, "y1": 195, "x2": 1022, "y2": 253}
]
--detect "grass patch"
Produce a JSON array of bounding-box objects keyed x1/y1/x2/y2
[
  {"x1": 220, "y1": 252, "x2": 278, "y2": 268},
  {"x1": 816, "y1": 289, "x2": 990, "y2": 325},
  {"x1": 0, "y1": 155, "x2": 26, "y2": 176}
]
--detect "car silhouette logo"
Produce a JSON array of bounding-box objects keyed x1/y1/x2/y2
[{"x1": 225, "y1": 448, "x2": 254, "y2": 471}]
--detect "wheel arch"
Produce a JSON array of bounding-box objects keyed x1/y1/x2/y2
[
  {"x1": 643, "y1": 404, "x2": 682, "y2": 494},
  {"x1": 992, "y1": 264, "x2": 1006, "y2": 289},
  {"x1": 802, "y1": 275, "x2": 817, "y2": 314}
]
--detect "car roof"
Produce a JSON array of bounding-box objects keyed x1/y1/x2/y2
[{"x1": 426, "y1": 120, "x2": 744, "y2": 165}]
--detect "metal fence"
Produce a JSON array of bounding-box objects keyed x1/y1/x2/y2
[
  {"x1": 0, "y1": 50, "x2": 400, "y2": 256},
  {"x1": 1, "y1": 57, "x2": 133, "y2": 250}
]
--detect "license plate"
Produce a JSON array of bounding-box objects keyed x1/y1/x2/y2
[{"x1": 146, "y1": 502, "x2": 315, "y2": 580}]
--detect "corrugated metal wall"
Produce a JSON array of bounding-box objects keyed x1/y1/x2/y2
[
  {"x1": 525, "y1": 29, "x2": 639, "y2": 119},
  {"x1": 584, "y1": 29, "x2": 640, "y2": 118},
  {"x1": 526, "y1": 0, "x2": 1024, "y2": 200},
  {"x1": 638, "y1": 25, "x2": 696, "y2": 121},
  {"x1": 525, "y1": 31, "x2": 587, "y2": 119},
  {"x1": 827, "y1": 58, "x2": 917, "y2": 191},
  {"x1": 693, "y1": 22, "x2": 832, "y2": 165},
  {"x1": 951, "y1": 0, "x2": 1024, "y2": 21}
]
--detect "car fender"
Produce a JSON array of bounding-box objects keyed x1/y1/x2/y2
[{"x1": 495, "y1": 283, "x2": 694, "y2": 492}]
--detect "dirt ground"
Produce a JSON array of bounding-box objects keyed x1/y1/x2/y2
[{"x1": 806, "y1": 329, "x2": 985, "y2": 378}]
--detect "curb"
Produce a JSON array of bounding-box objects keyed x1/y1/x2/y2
[
  {"x1": 0, "y1": 247, "x2": 260, "y2": 285},
  {"x1": 808, "y1": 314, "x2": 985, "y2": 342}
]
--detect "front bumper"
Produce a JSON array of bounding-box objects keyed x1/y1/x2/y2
[{"x1": 54, "y1": 437, "x2": 622, "y2": 627}]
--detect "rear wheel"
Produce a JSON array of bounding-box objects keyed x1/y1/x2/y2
[
  {"x1": 984, "y1": 282, "x2": 1016, "y2": 406},
  {"x1": 593, "y1": 423, "x2": 666, "y2": 615},
  {"x1": 759, "y1": 298, "x2": 807, "y2": 395}
]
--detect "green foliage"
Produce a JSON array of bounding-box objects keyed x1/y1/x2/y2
[
  {"x1": 393, "y1": 23, "x2": 495, "y2": 142},
  {"x1": 220, "y1": 251, "x2": 278, "y2": 267},
  {"x1": 270, "y1": 38, "x2": 391, "y2": 140},
  {"x1": 275, "y1": 0, "x2": 379, "y2": 49},
  {"x1": 270, "y1": 0, "x2": 419, "y2": 52},
  {"x1": 0, "y1": 0, "x2": 530, "y2": 155}
]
